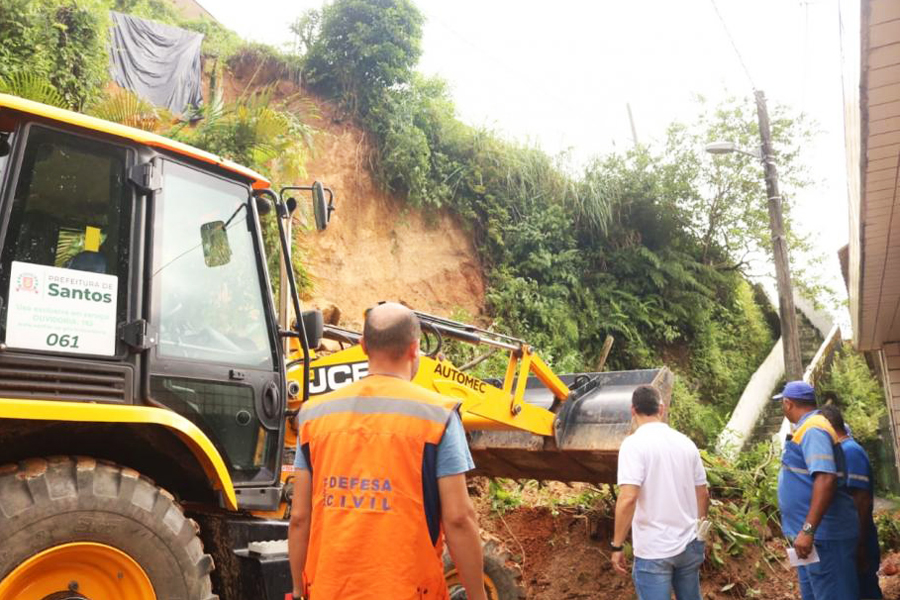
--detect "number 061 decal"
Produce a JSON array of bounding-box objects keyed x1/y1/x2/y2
[{"x1": 5, "y1": 261, "x2": 118, "y2": 356}]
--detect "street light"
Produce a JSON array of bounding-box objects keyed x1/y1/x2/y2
[
  {"x1": 704, "y1": 141, "x2": 762, "y2": 160},
  {"x1": 704, "y1": 89, "x2": 804, "y2": 381}
]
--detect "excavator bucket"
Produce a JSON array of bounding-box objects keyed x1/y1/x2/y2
[{"x1": 465, "y1": 368, "x2": 674, "y2": 484}]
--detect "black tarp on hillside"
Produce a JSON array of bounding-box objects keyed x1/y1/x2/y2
[{"x1": 109, "y1": 11, "x2": 204, "y2": 116}]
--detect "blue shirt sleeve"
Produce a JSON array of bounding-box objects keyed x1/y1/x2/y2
[
  {"x1": 800, "y1": 428, "x2": 837, "y2": 475},
  {"x1": 436, "y1": 411, "x2": 475, "y2": 478},
  {"x1": 293, "y1": 438, "x2": 309, "y2": 471},
  {"x1": 843, "y1": 441, "x2": 873, "y2": 492}
]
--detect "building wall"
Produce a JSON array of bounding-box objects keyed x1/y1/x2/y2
[
  {"x1": 876, "y1": 343, "x2": 900, "y2": 479},
  {"x1": 167, "y1": 0, "x2": 215, "y2": 21},
  {"x1": 842, "y1": 0, "x2": 862, "y2": 340}
]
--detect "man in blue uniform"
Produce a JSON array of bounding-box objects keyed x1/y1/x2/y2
[
  {"x1": 820, "y1": 404, "x2": 883, "y2": 600},
  {"x1": 775, "y1": 381, "x2": 859, "y2": 600}
]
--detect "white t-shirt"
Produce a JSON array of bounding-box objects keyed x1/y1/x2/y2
[{"x1": 617, "y1": 421, "x2": 708, "y2": 559}]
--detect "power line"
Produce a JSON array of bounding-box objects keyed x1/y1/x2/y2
[{"x1": 708, "y1": 0, "x2": 757, "y2": 90}]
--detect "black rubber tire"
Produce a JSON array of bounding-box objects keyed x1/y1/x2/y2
[
  {"x1": 444, "y1": 532, "x2": 526, "y2": 600},
  {"x1": 0, "y1": 456, "x2": 217, "y2": 600}
]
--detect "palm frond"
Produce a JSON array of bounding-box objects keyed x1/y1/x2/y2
[
  {"x1": 86, "y1": 89, "x2": 173, "y2": 132},
  {"x1": 0, "y1": 72, "x2": 68, "y2": 108}
]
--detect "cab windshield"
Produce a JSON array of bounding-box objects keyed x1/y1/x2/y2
[{"x1": 153, "y1": 161, "x2": 274, "y2": 369}]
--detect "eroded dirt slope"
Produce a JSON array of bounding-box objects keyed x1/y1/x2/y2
[
  {"x1": 298, "y1": 98, "x2": 485, "y2": 328},
  {"x1": 222, "y1": 65, "x2": 485, "y2": 329}
]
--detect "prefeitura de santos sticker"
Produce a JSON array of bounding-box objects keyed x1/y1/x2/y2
[{"x1": 6, "y1": 261, "x2": 118, "y2": 356}]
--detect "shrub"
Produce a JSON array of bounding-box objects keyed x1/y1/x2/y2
[
  {"x1": 821, "y1": 346, "x2": 886, "y2": 443},
  {"x1": 0, "y1": 0, "x2": 110, "y2": 109}
]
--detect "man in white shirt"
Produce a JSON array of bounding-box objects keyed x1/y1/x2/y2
[{"x1": 610, "y1": 385, "x2": 709, "y2": 600}]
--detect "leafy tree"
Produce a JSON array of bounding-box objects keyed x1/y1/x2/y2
[
  {"x1": 660, "y1": 97, "x2": 823, "y2": 296},
  {"x1": 290, "y1": 9, "x2": 321, "y2": 55},
  {"x1": 302, "y1": 0, "x2": 424, "y2": 115}
]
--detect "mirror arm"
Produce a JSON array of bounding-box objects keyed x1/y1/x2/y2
[
  {"x1": 279, "y1": 185, "x2": 315, "y2": 199},
  {"x1": 325, "y1": 188, "x2": 336, "y2": 217},
  {"x1": 256, "y1": 189, "x2": 312, "y2": 404}
]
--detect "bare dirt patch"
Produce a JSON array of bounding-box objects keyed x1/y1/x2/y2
[
  {"x1": 296, "y1": 97, "x2": 485, "y2": 328},
  {"x1": 221, "y1": 67, "x2": 486, "y2": 327},
  {"x1": 474, "y1": 501, "x2": 900, "y2": 599}
]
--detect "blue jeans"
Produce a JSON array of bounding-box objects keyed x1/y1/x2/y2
[
  {"x1": 632, "y1": 539, "x2": 705, "y2": 600},
  {"x1": 796, "y1": 538, "x2": 860, "y2": 600}
]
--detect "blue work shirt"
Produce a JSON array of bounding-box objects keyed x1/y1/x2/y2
[
  {"x1": 777, "y1": 411, "x2": 858, "y2": 541},
  {"x1": 294, "y1": 409, "x2": 475, "y2": 478},
  {"x1": 841, "y1": 437, "x2": 881, "y2": 568}
]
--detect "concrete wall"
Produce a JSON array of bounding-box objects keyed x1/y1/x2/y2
[{"x1": 716, "y1": 339, "x2": 784, "y2": 459}]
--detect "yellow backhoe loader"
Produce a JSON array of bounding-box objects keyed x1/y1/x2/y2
[{"x1": 0, "y1": 93, "x2": 671, "y2": 600}]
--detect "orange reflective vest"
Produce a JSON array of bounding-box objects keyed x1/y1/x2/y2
[{"x1": 297, "y1": 374, "x2": 461, "y2": 600}]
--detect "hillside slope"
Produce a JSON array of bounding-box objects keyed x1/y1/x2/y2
[
  {"x1": 300, "y1": 98, "x2": 485, "y2": 328},
  {"x1": 222, "y1": 68, "x2": 485, "y2": 329}
]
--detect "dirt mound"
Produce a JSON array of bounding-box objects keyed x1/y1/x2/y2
[
  {"x1": 473, "y1": 502, "x2": 838, "y2": 599},
  {"x1": 220, "y1": 67, "x2": 485, "y2": 329}
]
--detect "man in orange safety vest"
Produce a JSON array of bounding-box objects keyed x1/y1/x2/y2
[{"x1": 288, "y1": 302, "x2": 488, "y2": 600}]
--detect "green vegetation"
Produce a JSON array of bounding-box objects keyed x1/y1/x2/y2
[
  {"x1": 0, "y1": 0, "x2": 109, "y2": 109},
  {"x1": 704, "y1": 444, "x2": 781, "y2": 561},
  {"x1": 822, "y1": 346, "x2": 886, "y2": 445},
  {"x1": 0, "y1": 0, "x2": 317, "y2": 296},
  {"x1": 876, "y1": 509, "x2": 900, "y2": 554},
  {"x1": 300, "y1": 0, "x2": 797, "y2": 442},
  {"x1": 487, "y1": 479, "x2": 523, "y2": 514},
  {"x1": 302, "y1": 0, "x2": 423, "y2": 115},
  {"x1": 820, "y1": 345, "x2": 892, "y2": 492},
  {"x1": 0, "y1": 0, "x2": 300, "y2": 111}
]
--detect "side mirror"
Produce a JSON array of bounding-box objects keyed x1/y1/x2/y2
[
  {"x1": 200, "y1": 221, "x2": 232, "y2": 267},
  {"x1": 312, "y1": 181, "x2": 329, "y2": 231},
  {"x1": 278, "y1": 183, "x2": 335, "y2": 231},
  {"x1": 299, "y1": 309, "x2": 324, "y2": 349},
  {"x1": 255, "y1": 195, "x2": 273, "y2": 216}
]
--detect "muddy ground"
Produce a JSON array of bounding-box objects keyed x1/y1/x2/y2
[{"x1": 474, "y1": 486, "x2": 900, "y2": 599}]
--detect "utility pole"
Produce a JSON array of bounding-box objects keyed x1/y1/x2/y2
[
  {"x1": 626, "y1": 103, "x2": 639, "y2": 148},
  {"x1": 755, "y1": 90, "x2": 803, "y2": 381}
]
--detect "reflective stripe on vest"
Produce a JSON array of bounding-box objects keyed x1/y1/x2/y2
[{"x1": 299, "y1": 376, "x2": 460, "y2": 600}]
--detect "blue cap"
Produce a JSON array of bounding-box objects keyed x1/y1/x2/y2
[{"x1": 772, "y1": 381, "x2": 816, "y2": 403}]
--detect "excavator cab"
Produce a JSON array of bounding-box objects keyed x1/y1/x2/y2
[
  {"x1": 0, "y1": 102, "x2": 346, "y2": 513},
  {"x1": 0, "y1": 94, "x2": 335, "y2": 599}
]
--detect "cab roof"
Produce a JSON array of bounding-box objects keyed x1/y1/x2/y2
[{"x1": 0, "y1": 93, "x2": 271, "y2": 190}]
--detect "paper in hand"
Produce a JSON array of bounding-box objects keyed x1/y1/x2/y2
[{"x1": 787, "y1": 546, "x2": 820, "y2": 567}]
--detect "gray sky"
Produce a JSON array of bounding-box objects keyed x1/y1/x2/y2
[{"x1": 201, "y1": 0, "x2": 849, "y2": 313}]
